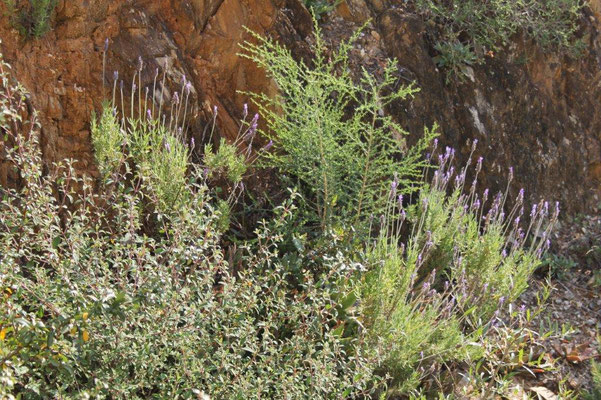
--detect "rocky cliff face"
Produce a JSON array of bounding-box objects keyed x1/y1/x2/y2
[{"x1": 1, "y1": 0, "x2": 600, "y2": 215}]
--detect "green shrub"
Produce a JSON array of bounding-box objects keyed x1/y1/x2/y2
[
  {"x1": 416, "y1": 0, "x2": 585, "y2": 80},
  {"x1": 2, "y1": 0, "x2": 57, "y2": 38},
  {"x1": 240, "y1": 19, "x2": 436, "y2": 230},
  {"x1": 583, "y1": 359, "x2": 601, "y2": 400},
  {"x1": 358, "y1": 145, "x2": 558, "y2": 395},
  {"x1": 0, "y1": 55, "x2": 381, "y2": 398}
]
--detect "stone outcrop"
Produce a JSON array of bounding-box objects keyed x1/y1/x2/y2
[{"x1": 1, "y1": 0, "x2": 600, "y2": 215}]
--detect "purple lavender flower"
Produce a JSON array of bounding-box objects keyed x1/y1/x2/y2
[
  {"x1": 530, "y1": 204, "x2": 537, "y2": 217},
  {"x1": 191, "y1": 137, "x2": 195, "y2": 149},
  {"x1": 164, "y1": 141, "x2": 171, "y2": 153},
  {"x1": 173, "y1": 92, "x2": 179, "y2": 105},
  {"x1": 113, "y1": 70, "x2": 119, "y2": 81},
  {"x1": 155, "y1": 68, "x2": 159, "y2": 78},
  {"x1": 262, "y1": 140, "x2": 273, "y2": 151},
  {"x1": 213, "y1": 105, "x2": 218, "y2": 115},
  {"x1": 138, "y1": 56, "x2": 143, "y2": 72},
  {"x1": 397, "y1": 194, "x2": 403, "y2": 208},
  {"x1": 147, "y1": 109, "x2": 152, "y2": 120},
  {"x1": 555, "y1": 201, "x2": 560, "y2": 217},
  {"x1": 185, "y1": 82, "x2": 192, "y2": 94},
  {"x1": 472, "y1": 138, "x2": 478, "y2": 151},
  {"x1": 518, "y1": 188, "x2": 524, "y2": 202},
  {"x1": 104, "y1": 38, "x2": 109, "y2": 52},
  {"x1": 243, "y1": 103, "x2": 248, "y2": 118}
]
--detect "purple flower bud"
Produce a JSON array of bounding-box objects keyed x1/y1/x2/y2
[
  {"x1": 501, "y1": 249, "x2": 507, "y2": 258},
  {"x1": 138, "y1": 56, "x2": 143, "y2": 72},
  {"x1": 433, "y1": 138, "x2": 438, "y2": 148},
  {"x1": 147, "y1": 109, "x2": 152, "y2": 120},
  {"x1": 531, "y1": 204, "x2": 537, "y2": 217},
  {"x1": 104, "y1": 38, "x2": 109, "y2": 52},
  {"x1": 499, "y1": 296, "x2": 505, "y2": 307},
  {"x1": 555, "y1": 201, "x2": 560, "y2": 217},
  {"x1": 398, "y1": 194, "x2": 403, "y2": 208},
  {"x1": 544, "y1": 201, "x2": 549, "y2": 215},
  {"x1": 191, "y1": 137, "x2": 195, "y2": 148},
  {"x1": 514, "y1": 216, "x2": 520, "y2": 226},
  {"x1": 472, "y1": 138, "x2": 478, "y2": 150},
  {"x1": 185, "y1": 82, "x2": 192, "y2": 94},
  {"x1": 213, "y1": 105, "x2": 218, "y2": 115},
  {"x1": 473, "y1": 199, "x2": 481, "y2": 210},
  {"x1": 132, "y1": 83, "x2": 137, "y2": 92},
  {"x1": 173, "y1": 91, "x2": 180, "y2": 105},
  {"x1": 113, "y1": 70, "x2": 119, "y2": 81},
  {"x1": 262, "y1": 140, "x2": 273, "y2": 151},
  {"x1": 182, "y1": 74, "x2": 186, "y2": 85},
  {"x1": 509, "y1": 166, "x2": 514, "y2": 178},
  {"x1": 243, "y1": 103, "x2": 248, "y2": 118},
  {"x1": 164, "y1": 141, "x2": 171, "y2": 153},
  {"x1": 483, "y1": 188, "x2": 489, "y2": 202},
  {"x1": 444, "y1": 281, "x2": 450, "y2": 291},
  {"x1": 518, "y1": 188, "x2": 524, "y2": 202},
  {"x1": 155, "y1": 68, "x2": 159, "y2": 78}
]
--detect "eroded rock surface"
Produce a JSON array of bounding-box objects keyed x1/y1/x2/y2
[{"x1": 1, "y1": 0, "x2": 600, "y2": 215}]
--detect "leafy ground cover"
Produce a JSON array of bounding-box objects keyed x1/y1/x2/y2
[{"x1": 0, "y1": 14, "x2": 595, "y2": 400}]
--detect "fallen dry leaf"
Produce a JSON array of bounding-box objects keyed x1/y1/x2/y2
[{"x1": 529, "y1": 386, "x2": 558, "y2": 400}]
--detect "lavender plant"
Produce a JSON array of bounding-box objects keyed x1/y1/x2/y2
[{"x1": 358, "y1": 140, "x2": 558, "y2": 394}]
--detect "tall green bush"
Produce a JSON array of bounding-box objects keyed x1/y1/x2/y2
[{"x1": 240, "y1": 20, "x2": 436, "y2": 229}]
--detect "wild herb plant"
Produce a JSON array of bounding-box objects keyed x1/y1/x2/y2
[
  {"x1": 358, "y1": 141, "x2": 558, "y2": 394},
  {"x1": 240, "y1": 20, "x2": 436, "y2": 230},
  {"x1": 415, "y1": 0, "x2": 585, "y2": 81},
  {"x1": 2, "y1": 0, "x2": 57, "y2": 38},
  {"x1": 0, "y1": 56, "x2": 381, "y2": 398}
]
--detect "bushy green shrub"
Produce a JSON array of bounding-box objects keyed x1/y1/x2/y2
[
  {"x1": 0, "y1": 58, "x2": 381, "y2": 399},
  {"x1": 240, "y1": 20, "x2": 436, "y2": 230},
  {"x1": 2, "y1": 0, "x2": 57, "y2": 38},
  {"x1": 358, "y1": 144, "x2": 558, "y2": 394},
  {"x1": 415, "y1": 0, "x2": 585, "y2": 81}
]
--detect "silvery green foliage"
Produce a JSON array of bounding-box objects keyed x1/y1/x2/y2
[{"x1": 0, "y1": 60, "x2": 380, "y2": 399}]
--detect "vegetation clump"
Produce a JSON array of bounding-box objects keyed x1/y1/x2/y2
[
  {"x1": 3, "y1": 0, "x2": 57, "y2": 38},
  {"x1": 415, "y1": 0, "x2": 586, "y2": 81},
  {"x1": 0, "y1": 20, "x2": 562, "y2": 398}
]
